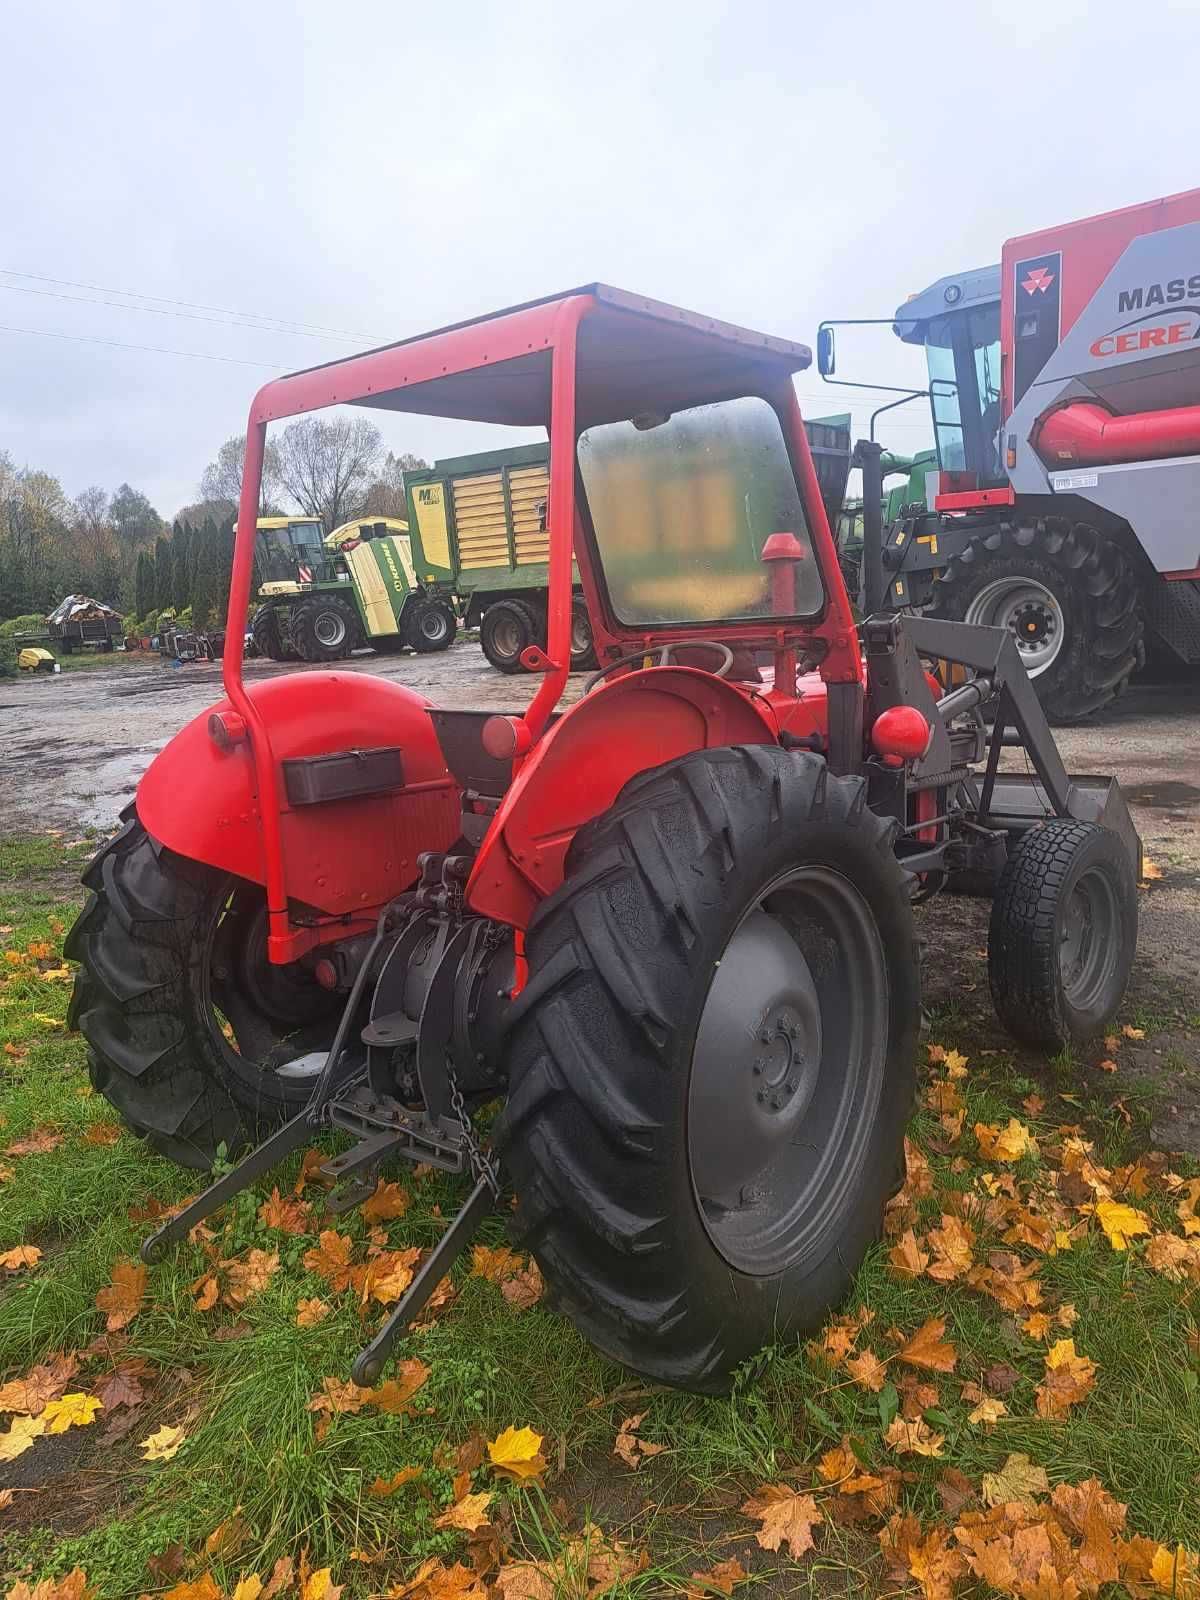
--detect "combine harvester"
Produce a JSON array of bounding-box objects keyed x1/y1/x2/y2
[
  {"x1": 69, "y1": 285, "x2": 1139, "y2": 1392},
  {"x1": 821, "y1": 186, "x2": 1200, "y2": 720}
]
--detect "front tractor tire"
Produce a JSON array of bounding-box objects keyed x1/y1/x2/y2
[
  {"x1": 65, "y1": 816, "x2": 340, "y2": 1169},
  {"x1": 480, "y1": 598, "x2": 539, "y2": 673},
  {"x1": 988, "y1": 820, "x2": 1137, "y2": 1050},
  {"x1": 928, "y1": 519, "x2": 1142, "y2": 723},
  {"x1": 406, "y1": 598, "x2": 457, "y2": 654},
  {"x1": 250, "y1": 604, "x2": 295, "y2": 662},
  {"x1": 291, "y1": 595, "x2": 361, "y2": 662},
  {"x1": 497, "y1": 745, "x2": 919, "y2": 1393}
]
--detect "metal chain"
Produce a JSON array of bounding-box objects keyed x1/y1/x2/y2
[{"x1": 445, "y1": 1055, "x2": 501, "y2": 1198}]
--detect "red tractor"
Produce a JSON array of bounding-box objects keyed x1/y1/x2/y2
[{"x1": 67, "y1": 286, "x2": 1140, "y2": 1392}]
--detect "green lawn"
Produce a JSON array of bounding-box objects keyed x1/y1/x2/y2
[{"x1": 1, "y1": 833, "x2": 1198, "y2": 1600}]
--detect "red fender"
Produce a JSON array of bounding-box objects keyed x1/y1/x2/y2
[
  {"x1": 466, "y1": 668, "x2": 779, "y2": 928},
  {"x1": 137, "y1": 671, "x2": 460, "y2": 917}
]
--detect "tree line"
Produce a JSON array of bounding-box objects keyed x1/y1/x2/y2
[{"x1": 0, "y1": 415, "x2": 426, "y2": 627}]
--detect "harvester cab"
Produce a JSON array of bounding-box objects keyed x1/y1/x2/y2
[
  {"x1": 821, "y1": 186, "x2": 1200, "y2": 721},
  {"x1": 69, "y1": 284, "x2": 1140, "y2": 1395}
]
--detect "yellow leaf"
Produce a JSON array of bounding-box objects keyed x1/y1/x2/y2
[
  {"x1": 471, "y1": 1243, "x2": 524, "y2": 1283},
  {"x1": 741, "y1": 1484, "x2": 824, "y2": 1557},
  {"x1": 1095, "y1": 1199, "x2": 1151, "y2": 1250},
  {"x1": 898, "y1": 1317, "x2": 957, "y2": 1373},
  {"x1": 926, "y1": 1214, "x2": 974, "y2": 1282},
  {"x1": 233, "y1": 1578, "x2": 264, "y2": 1600},
  {"x1": 1035, "y1": 1339, "x2": 1098, "y2": 1418},
  {"x1": 41, "y1": 1392, "x2": 103, "y2": 1433},
  {"x1": 296, "y1": 1297, "x2": 331, "y2": 1328},
  {"x1": 368, "y1": 1358, "x2": 430, "y2": 1413},
  {"x1": 980, "y1": 1451, "x2": 1049, "y2": 1508},
  {"x1": 140, "y1": 1423, "x2": 187, "y2": 1460},
  {"x1": 942, "y1": 1049, "x2": 969, "y2": 1078},
  {"x1": 488, "y1": 1424, "x2": 547, "y2": 1480},
  {"x1": 883, "y1": 1415, "x2": 945, "y2": 1457},
  {"x1": 888, "y1": 1228, "x2": 931, "y2": 1279},
  {"x1": 435, "y1": 1489, "x2": 493, "y2": 1532},
  {"x1": 0, "y1": 1413, "x2": 46, "y2": 1462},
  {"x1": 1122, "y1": 1024, "x2": 1146, "y2": 1040},
  {"x1": 1140, "y1": 859, "x2": 1164, "y2": 883},
  {"x1": 301, "y1": 1567, "x2": 344, "y2": 1600},
  {"x1": 0, "y1": 1244, "x2": 42, "y2": 1271},
  {"x1": 302, "y1": 1229, "x2": 357, "y2": 1292},
  {"x1": 846, "y1": 1349, "x2": 888, "y2": 1392},
  {"x1": 362, "y1": 1178, "x2": 410, "y2": 1223},
  {"x1": 967, "y1": 1397, "x2": 1008, "y2": 1426},
  {"x1": 162, "y1": 1578, "x2": 222, "y2": 1600},
  {"x1": 1149, "y1": 1544, "x2": 1200, "y2": 1598},
  {"x1": 975, "y1": 1118, "x2": 1038, "y2": 1162}
]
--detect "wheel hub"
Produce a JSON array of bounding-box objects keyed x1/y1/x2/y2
[
  {"x1": 315, "y1": 612, "x2": 345, "y2": 647},
  {"x1": 964, "y1": 576, "x2": 1065, "y2": 677}
]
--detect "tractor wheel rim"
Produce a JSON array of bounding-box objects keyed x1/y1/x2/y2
[
  {"x1": 492, "y1": 617, "x2": 522, "y2": 658},
  {"x1": 314, "y1": 612, "x2": 346, "y2": 647},
  {"x1": 1058, "y1": 867, "x2": 1119, "y2": 1011},
  {"x1": 687, "y1": 865, "x2": 888, "y2": 1276},
  {"x1": 420, "y1": 610, "x2": 448, "y2": 641},
  {"x1": 965, "y1": 576, "x2": 1065, "y2": 676},
  {"x1": 570, "y1": 611, "x2": 591, "y2": 655}
]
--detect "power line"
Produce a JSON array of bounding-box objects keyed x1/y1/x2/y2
[
  {"x1": 0, "y1": 322, "x2": 285, "y2": 368},
  {"x1": 0, "y1": 280, "x2": 364, "y2": 343},
  {"x1": 0, "y1": 267, "x2": 377, "y2": 342}
]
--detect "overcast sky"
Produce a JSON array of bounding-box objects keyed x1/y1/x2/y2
[{"x1": 5, "y1": 0, "x2": 1199, "y2": 519}]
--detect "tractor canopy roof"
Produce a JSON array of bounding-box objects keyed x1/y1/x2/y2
[
  {"x1": 250, "y1": 285, "x2": 812, "y2": 432},
  {"x1": 893, "y1": 264, "x2": 1000, "y2": 344}
]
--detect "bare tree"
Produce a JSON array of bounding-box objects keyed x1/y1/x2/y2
[
  {"x1": 363, "y1": 450, "x2": 429, "y2": 518},
  {"x1": 200, "y1": 434, "x2": 284, "y2": 515},
  {"x1": 275, "y1": 414, "x2": 383, "y2": 533}
]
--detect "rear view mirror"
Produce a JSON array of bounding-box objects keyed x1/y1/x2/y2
[{"x1": 817, "y1": 326, "x2": 836, "y2": 377}]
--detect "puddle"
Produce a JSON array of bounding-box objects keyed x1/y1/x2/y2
[
  {"x1": 73, "y1": 746, "x2": 164, "y2": 830},
  {"x1": 1123, "y1": 780, "x2": 1200, "y2": 808}
]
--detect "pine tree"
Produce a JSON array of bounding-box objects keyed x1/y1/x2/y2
[
  {"x1": 154, "y1": 533, "x2": 173, "y2": 611},
  {"x1": 191, "y1": 517, "x2": 218, "y2": 629},
  {"x1": 215, "y1": 517, "x2": 236, "y2": 623},
  {"x1": 172, "y1": 523, "x2": 193, "y2": 613},
  {"x1": 135, "y1": 550, "x2": 153, "y2": 622}
]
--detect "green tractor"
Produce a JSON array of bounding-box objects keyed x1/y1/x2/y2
[{"x1": 248, "y1": 515, "x2": 457, "y2": 663}]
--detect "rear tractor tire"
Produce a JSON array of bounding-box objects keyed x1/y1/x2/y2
[
  {"x1": 480, "y1": 598, "x2": 539, "y2": 673},
  {"x1": 291, "y1": 595, "x2": 361, "y2": 662},
  {"x1": 65, "y1": 816, "x2": 340, "y2": 1169},
  {"x1": 497, "y1": 745, "x2": 920, "y2": 1392},
  {"x1": 928, "y1": 519, "x2": 1142, "y2": 723},
  {"x1": 988, "y1": 819, "x2": 1137, "y2": 1050},
  {"x1": 405, "y1": 598, "x2": 457, "y2": 654},
  {"x1": 569, "y1": 597, "x2": 598, "y2": 671}
]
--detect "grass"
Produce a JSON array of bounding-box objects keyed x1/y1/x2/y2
[{"x1": 1, "y1": 833, "x2": 1198, "y2": 1598}]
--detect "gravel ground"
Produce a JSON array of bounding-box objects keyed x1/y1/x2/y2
[{"x1": 2, "y1": 640, "x2": 1197, "y2": 1142}]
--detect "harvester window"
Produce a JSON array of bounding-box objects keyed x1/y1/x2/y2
[
  {"x1": 924, "y1": 306, "x2": 1002, "y2": 480},
  {"x1": 577, "y1": 395, "x2": 823, "y2": 626}
]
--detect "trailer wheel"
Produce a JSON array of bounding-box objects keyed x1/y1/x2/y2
[
  {"x1": 406, "y1": 599, "x2": 457, "y2": 653},
  {"x1": 250, "y1": 605, "x2": 294, "y2": 662},
  {"x1": 928, "y1": 519, "x2": 1141, "y2": 723},
  {"x1": 65, "y1": 815, "x2": 340, "y2": 1169},
  {"x1": 988, "y1": 819, "x2": 1136, "y2": 1050},
  {"x1": 569, "y1": 598, "x2": 598, "y2": 671},
  {"x1": 291, "y1": 596, "x2": 360, "y2": 661},
  {"x1": 480, "y1": 599, "x2": 539, "y2": 673},
  {"x1": 497, "y1": 745, "x2": 919, "y2": 1392}
]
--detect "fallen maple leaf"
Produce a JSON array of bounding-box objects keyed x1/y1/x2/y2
[
  {"x1": 926, "y1": 1214, "x2": 974, "y2": 1282},
  {"x1": 741, "y1": 1484, "x2": 823, "y2": 1557},
  {"x1": 1122, "y1": 1024, "x2": 1146, "y2": 1040},
  {"x1": 1095, "y1": 1198, "x2": 1151, "y2": 1250},
  {"x1": 362, "y1": 1178, "x2": 410, "y2": 1223},
  {"x1": 501, "y1": 1259, "x2": 544, "y2": 1310},
  {"x1": 294, "y1": 1147, "x2": 334, "y2": 1194},
  {"x1": 435, "y1": 1489, "x2": 493, "y2": 1533},
  {"x1": 301, "y1": 1569, "x2": 344, "y2": 1600},
  {"x1": 205, "y1": 1509, "x2": 251, "y2": 1559},
  {"x1": 613, "y1": 1411, "x2": 666, "y2": 1469},
  {"x1": 967, "y1": 1397, "x2": 1008, "y2": 1426},
  {"x1": 846, "y1": 1348, "x2": 889, "y2": 1392},
  {"x1": 0, "y1": 1354, "x2": 79, "y2": 1415},
  {"x1": 192, "y1": 1273, "x2": 220, "y2": 1313},
  {"x1": 93, "y1": 1362, "x2": 147, "y2": 1413},
  {"x1": 1098, "y1": 1058, "x2": 1119, "y2": 1074},
  {"x1": 41, "y1": 1392, "x2": 102, "y2": 1433},
  {"x1": 370, "y1": 1465, "x2": 423, "y2": 1497},
  {"x1": 368, "y1": 1357, "x2": 431, "y2": 1413},
  {"x1": 257, "y1": 1187, "x2": 311, "y2": 1234},
  {"x1": 296, "y1": 1296, "x2": 331, "y2": 1327},
  {"x1": 488, "y1": 1424, "x2": 546, "y2": 1480},
  {"x1": 0, "y1": 1413, "x2": 46, "y2": 1462},
  {"x1": 880, "y1": 1512, "x2": 967, "y2": 1600},
  {"x1": 1149, "y1": 1544, "x2": 1200, "y2": 1599},
  {"x1": 224, "y1": 1247, "x2": 280, "y2": 1307},
  {"x1": 942, "y1": 1048, "x2": 969, "y2": 1078},
  {"x1": 980, "y1": 1452, "x2": 1050, "y2": 1509},
  {"x1": 471, "y1": 1243, "x2": 524, "y2": 1283},
  {"x1": 1146, "y1": 1233, "x2": 1200, "y2": 1282},
  {"x1": 140, "y1": 1423, "x2": 187, "y2": 1460},
  {"x1": 1035, "y1": 1339, "x2": 1098, "y2": 1419},
  {"x1": 975, "y1": 1118, "x2": 1038, "y2": 1162},
  {"x1": 685, "y1": 1558, "x2": 746, "y2": 1600},
  {"x1": 888, "y1": 1228, "x2": 931, "y2": 1279},
  {"x1": 303, "y1": 1229, "x2": 357, "y2": 1292},
  {"x1": 5, "y1": 1125, "x2": 63, "y2": 1156},
  {"x1": 899, "y1": 1317, "x2": 957, "y2": 1373},
  {"x1": 94, "y1": 1259, "x2": 148, "y2": 1332},
  {"x1": 358, "y1": 1247, "x2": 421, "y2": 1306},
  {"x1": 232, "y1": 1578, "x2": 264, "y2": 1600},
  {"x1": 307, "y1": 1376, "x2": 370, "y2": 1416},
  {"x1": 0, "y1": 1244, "x2": 42, "y2": 1272},
  {"x1": 81, "y1": 1120, "x2": 123, "y2": 1146},
  {"x1": 883, "y1": 1415, "x2": 945, "y2": 1457}
]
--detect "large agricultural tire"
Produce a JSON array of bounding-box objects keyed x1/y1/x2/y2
[
  {"x1": 406, "y1": 599, "x2": 457, "y2": 654},
  {"x1": 291, "y1": 596, "x2": 360, "y2": 662},
  {"x1": 250, "y1": 605, "x2": 294, "y2": 663},
  {"x1": 569, "y1": 598, "x2": 598, "y2": 671},
  {"x1": 480, "y1": 599, "x2": 539, "y2": 673},
  {"x1": 65, "y1": 815, "x2": 340, "y2": 1169},
  {"x1": 927, "y1": 519, "x2": 1142, "y2": 724},
  {"x1": 988, "y1": 819, "x2": 1137, "y2": 1051},
  {"x1": 496, "y1": 745, "x2": 920, "y2": 1392}
]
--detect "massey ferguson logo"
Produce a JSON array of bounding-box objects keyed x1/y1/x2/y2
[{"x1": 1022, "y1": 267, "x2": 1055, "y2": 295}]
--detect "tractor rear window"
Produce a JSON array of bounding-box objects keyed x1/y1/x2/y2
[{"x1": 577, "y1": 396, "x2": 823, "y2": 626}]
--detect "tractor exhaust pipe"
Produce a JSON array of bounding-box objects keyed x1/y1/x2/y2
[{"x1": 854, "y1": 438, "x2": 886, "y2": 615}]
